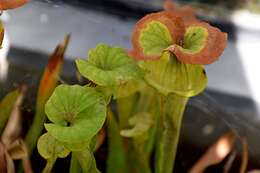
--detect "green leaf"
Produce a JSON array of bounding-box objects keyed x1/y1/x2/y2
[
  {"x1": 181, "y1": 26, "x2": 208, "y2": 54},
  {"x1": 76, "y1": 44, "x2": 143, "y2": 87},
  {"x1": 61, "y1": 140, "x2": 90, "y2": 152},
  {"x1": 139, "y1": 51, "x2": 207, "y2": 97},
  {"x1": 113, "y1": 79, "x2": 142, "y2": 99},
  {"x1": 37, "y1": 133, "x2": 70, "y2": 159},
  {"x1": 120, "y1": 112, "x2": 153, "y2": 138},
  {"x1": 96, "y1": 79, "x2": 142, "y2": 101},
  {"x1": 0, "y1": 89, "x2": 19, "y2": 133},
  {"x1": 44, "y1": 84, "x2": 107, "y2": 150},
  {"x1": 140, "y1": 21, "x2": 172, "y2": 56}
]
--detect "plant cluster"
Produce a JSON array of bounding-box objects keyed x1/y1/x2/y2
[
  {"x1": 34, "y1": 1, "x2": 227, "y2": 172},
  {"x1": 0, "y1": 0, "x2": 229, "y2": 173}
]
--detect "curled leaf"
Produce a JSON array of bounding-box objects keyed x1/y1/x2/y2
[
  {"x1": 139, "y1": 51, "x2": 207, "y2": 97},
  {"x1": 38, "y1": 133, "x2": 70, "y2": 173},
  {"x1": 130, "y1": 12, "x2": 185, "y2": 60},
  {"x1": 37, "y1": 133, "x2": 70, "y2": 160},
  {"x1": 120, "y1": 112, "x2": 153, "y2": 137},
  {"x1": 0, "y1": 0, "x2": 28, "y2": 10},
  {"x1": 167, "y1": 22, "x2": 228, "y2": 64},
  {"x1": 76, "y1": 43, "x2": 143, "y2": 87},
  {"x1": 44, "y1": 84, "x2": 106, "y2": 150}
]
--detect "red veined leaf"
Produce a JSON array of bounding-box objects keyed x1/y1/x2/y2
[
  {"x1": 167, "y1": 22, "x2": 227, "y2": 64},
  {"x1": 130, "y1": 11, "x2": 185, "y2": 60}
]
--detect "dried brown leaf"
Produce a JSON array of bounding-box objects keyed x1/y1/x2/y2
[
  {"x1": 95, "y1": 128, "x2": 106, "y2": 151},
  {"x1": 240, "y1": 138, "x2": 248, "y2": 173},
  {"x1": 0, "y1": 142, "x2": 7, "y2": 173},
  {"x1": 248, "y1": 170, "x2": 260, "y2": 173},
  {"x1": 8, "y1": 140, "x2": 26, "y2": 160},
  {"x1": 20, "y1": 140, "x2": 33, "y2": 173},
  {"x1": 1, "y1": 85, "x2": 26, "y2": 145},
  {"x1": 189, "y1": 131, "x2": 236, "y2": 173},
  {"x1": 223, "y1": 150, "x2": 236, "y2": 173},
  {"x1": 5, "y1": 151, "x2": 15, "y2": 173},
  {"x1": 0, "y1": 0, "x2": 28, "y2": 10},
  {"x1": 0, "y1": 22, "x2": 4, "y2": 48}
]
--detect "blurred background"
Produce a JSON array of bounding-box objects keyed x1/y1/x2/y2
[{"x1": 0, "y1": 0, "x2": 260, "y2": 172}]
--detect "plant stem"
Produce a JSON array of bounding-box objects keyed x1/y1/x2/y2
[
  {"x1": 42, "y1": 157, "x2": 57, "y2": 173},
  {"x1": 74, "y1": 149, "x2": 100, "y2": 173},
  {"x1": 155, "y1": 94, "x2": 188, "y2": 173},
  {"x1": 75, "y1": 150, "x2": 92, "y2": 172},
  {"x1": 117, "y1": 94, "x2": 137, "y2": 129},
  {"x1": 70, "y1": 153, "x2": 81, "y2": 173},
  {"x1": 25, "y1": 102, "x2": 46, "y2": 155},
  {"x1": 133, "y1": 140, "x2": 152, "y2": 173},
  {"x1": 106, "y1": 107, "x2": 128, "y2": 173}
]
